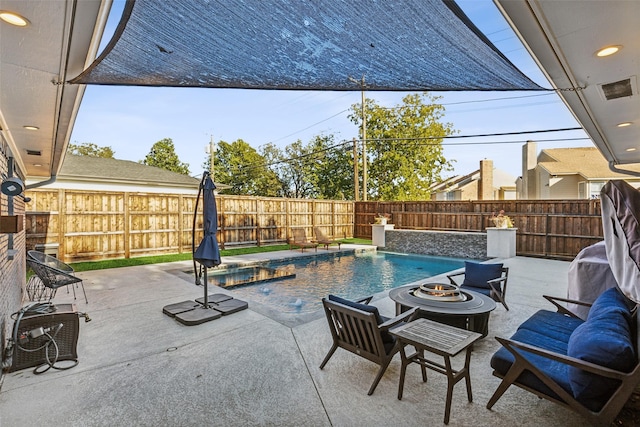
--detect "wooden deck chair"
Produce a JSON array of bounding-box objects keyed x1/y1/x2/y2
[
  {"x1": 320, "y1": 295, "x2": 418, "y2": 395},
  {"x1": 314, "y1": 226, "x2": 341, "y2": 250},
  {"x1": 448, "y1": 261, "x2": 509, "y2": 310},
  {"x1": 289, "y1": 228, "x2": 318, "y2": 252}
]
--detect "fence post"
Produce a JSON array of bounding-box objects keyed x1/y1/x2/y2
[
  {"x1": 58, "y1": 189, "x2": 66, "y2": 261},
  {"x1": 545, "y1": 213, "x2": 550, "y2": 257},
  {"x1": 124, "y1": 192, "x2": 130, "y2": 259},
  {"x1": 256, "y1": 197, "x2": 262, "y2": 247}
]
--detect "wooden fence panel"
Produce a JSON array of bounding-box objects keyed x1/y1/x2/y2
[{"x1": 257, "y1": 197, "x2": 288, "y2": 245}]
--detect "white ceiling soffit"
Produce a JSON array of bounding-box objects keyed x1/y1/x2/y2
[
  {"x1": 0, "y1": 0, "x2": 110, "y2": 179},
  {"x1": 495, "y1": 0, "x2": 640, "y2": 170}
]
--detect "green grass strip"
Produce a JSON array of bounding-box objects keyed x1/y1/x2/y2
[{"x1": 69, "y1": 238, "x2": 371, "y2": 272}]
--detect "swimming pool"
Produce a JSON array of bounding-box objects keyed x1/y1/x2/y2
[{"x1": 216, "y1": 251, "x2": 470, "y2": 319}]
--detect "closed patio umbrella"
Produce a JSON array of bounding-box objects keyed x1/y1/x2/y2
[{"x1": 193, "y1": 172, "x2": 221, "y2": 308}]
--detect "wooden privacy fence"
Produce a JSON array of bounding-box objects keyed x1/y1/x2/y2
[
  {"x1": 355, "y1": 199, "x2": 604, "y2": 260},
  {"x1": 24, "y1": 189, "x2": 354, "y2": 262}
]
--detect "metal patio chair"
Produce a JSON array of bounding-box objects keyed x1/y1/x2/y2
[{"x1": 27, "y1": 250, "x2": 88, "y2": 303}]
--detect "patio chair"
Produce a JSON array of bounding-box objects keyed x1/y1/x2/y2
[
  {"x1": 27, "y1": 250, "x2": 88, "y2": 303},
  {"x1": 448, "y1": 261, "x2": 509, "y2": 310},
  {"x1": 319, "y1": 294, "x2": 419, "y2": 395},
  {"x1": 313, "y1": 226, "x2": 341, "y2": 250},
  {"x1": 289, "y1": 228, "x2": 318, "y2": 252}
]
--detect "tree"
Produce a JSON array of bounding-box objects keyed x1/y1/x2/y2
[
  {"x1": 349, "y1": 93, "x2": 455, "y2": 200},
  {"x1": 141, "y1": 138, "x2": 190, "y2": 175},
  {"x1": 306, "y1": 135, "x2": 354, "y2": 200},
  {"x1": 260, "y1": 136, "x2": 354, "y2": 200},
  {"x1": 212, "y1": 139, "x2": 281, "y2": 196},
  {"x1": 67, "y1": 142, "x2": 115, "y2": 158}
]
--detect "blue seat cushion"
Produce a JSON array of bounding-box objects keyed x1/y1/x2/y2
[
  {"x1": 328, "y1": 295, "x2": 395, "y2": 348},
  {"x1": 517, "y1": 310, "x2": 584, "y2": 342},
  {"x1": 568, "y1": 306, "x2": 635, "y2": 411},
  {"x1": 490, "y1": 328, "x2": 572, "y2": 400},
  {"x1": 462, "y1": 262, "x2": 503, "y2": 289}
]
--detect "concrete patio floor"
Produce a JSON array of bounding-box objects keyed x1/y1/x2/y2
[{"x1": 0, "y1": 247, "x2": 612, "y2": 426}]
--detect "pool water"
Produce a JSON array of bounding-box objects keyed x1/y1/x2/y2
[{"x1": 216, "y1": 251, "x2": 470, "y2": 315}]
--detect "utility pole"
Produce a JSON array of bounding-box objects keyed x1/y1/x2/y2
[
  {"x1": 349, "y1": 75, "x2": 367, "y2": 201},
  {"x1": 353, "y1": 138, "x2": 359, "y2": 201},
  {"x1": 205, "y1": 135, "x2": 215, "y2": 181}
]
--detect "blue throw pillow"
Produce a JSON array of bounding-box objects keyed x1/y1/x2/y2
[
  {"x1": 327, "y1": 294, "x2": 395, "y2": 347},
  {"x1": 567, "y1": 310, "x2": 635, "y2": 411},
  {"x1": 462, "y1": 262, "x2": 503, "y2": 289},
  {"x1": 328, "y1": 294, "x2": 383, "y2": 324},
  {"x1": 588, "y1": 287, "x2": 632, "y2": 322}
]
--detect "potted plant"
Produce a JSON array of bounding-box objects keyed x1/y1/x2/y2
[
  {"x1": 490, "y1": 210, "x2": 513, "y2": 228},
  {"x1": 374, "y1": 213, "x2": 391, "y2": 225}
]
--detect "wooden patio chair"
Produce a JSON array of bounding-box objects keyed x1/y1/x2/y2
[
  {"x1": 27, "y1": 250, "x2": 88, "y2": 303},
  {"x1": 313, "y1": 226, "x2": 341, "y2": 250},
  {"x1": 319, "y1": 294, "x2": 419, "y2": 395},
  {"x1": 448, "y1": 261, "x2": 509, "y2": 310},
  {"x1": 289, "y1": 228, "x2": 318, "y2": 252}
]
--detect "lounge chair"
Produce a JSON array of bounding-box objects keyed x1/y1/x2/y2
[
  {"x1": 447, "y1": 261, "x2": 509, "y2": 310},
  {"x1": 289, "y1": 228, "x2": 318, "y2": 252},
  {"x1": 313, "y1": 226, "x2": 341, "y2": 250},
  {"x1": 27, "y1": 250, "x2": 88, "y2": 303},
  {"x1": 319, "y1": 294, "x2": 419, "y2": 395}
]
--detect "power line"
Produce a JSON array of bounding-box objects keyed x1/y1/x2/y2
[{"x1": 239, "y1": 128, "x2": 586, "y2": 172}]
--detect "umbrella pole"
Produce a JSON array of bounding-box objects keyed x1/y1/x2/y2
[{"x1": 203, "y1": 266, "x2": 208, "y2": 308}]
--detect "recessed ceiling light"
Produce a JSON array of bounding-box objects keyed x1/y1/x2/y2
[
  {"x1": 626, "y1": 148, "x2": 637, "y2": 152},
  {"x1": 596, "y1": 45, "x2": 622, "y2": 57},
  {"x1": 33, "y1": 163, "x2": 42, "y2": 167},
  {"x1": 23, "y1": 125, "x2": 39, "y2": 130},
  {"x1": 617, "y1": 122, "x2": 633, "y2": 128},
  {"x1": 0, "y1": 11, "x2": 29, "y2": 27}
]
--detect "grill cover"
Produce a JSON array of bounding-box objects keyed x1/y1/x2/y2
[
  {"x1": 70, "y1": 0, "x2": 543, "y2": 91},
  {"x1": 600, "y1": 180, "x2": 640, "y2": 303}
]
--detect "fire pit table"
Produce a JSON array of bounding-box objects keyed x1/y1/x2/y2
[{"x1": 389, "y1": 283, "x2": 496, "y2": 337}]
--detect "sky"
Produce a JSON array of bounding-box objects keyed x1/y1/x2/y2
[{"x1": 69, "y1": 0, "x2": 592, "y2": 180}]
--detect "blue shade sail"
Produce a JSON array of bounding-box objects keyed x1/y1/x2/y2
[{"x1": 71, "y1": 0, "x2": 544, "y2": 91}]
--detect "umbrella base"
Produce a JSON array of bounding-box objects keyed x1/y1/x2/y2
[
  {"x1": 214, "y1": 298, "x2": 249, "y2": 315},
  {"x1": 195, "y1": 293, "x2": 233, "y2": 305},
  {"x1": 174, "y1": 306, "x2": 222, "y2": 325},
  {"x1": 162, "y1": 300, "x2": 201, "y2": 317}
]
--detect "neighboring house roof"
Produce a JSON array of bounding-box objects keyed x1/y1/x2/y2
[
  {"x1": 429, "y1": 170, "x2": 479, "y2": 193},
  {"x1": 430, "y1": 168, "x2": 516, "y2": 193},
  {"x1": 537, "y1": 147, "x2": 640, "y2": 179},
  {"x1": 58, "y1": 155, "x2": 200, "y2": 188}
]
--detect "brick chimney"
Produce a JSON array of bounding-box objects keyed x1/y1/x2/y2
[
  {"x1": 521, "y1": 141, "x2": 537, "y2": 199},
  {"x1": 478, "y1": 159, "x2": 494, "y2": 200}
]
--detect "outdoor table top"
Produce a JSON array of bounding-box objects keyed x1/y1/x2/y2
[
  {"x1": 391, "y1": 318, "x2": 482, "y2": 357},
  {"x1": 389, "y1": 284, "x2": 496, "y2": 316}
]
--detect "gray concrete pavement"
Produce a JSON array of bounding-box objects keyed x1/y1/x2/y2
[{"x1": 0, "y1": 248, "x2": 589, "y2": 426}]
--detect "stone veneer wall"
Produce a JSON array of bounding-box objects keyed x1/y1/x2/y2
[{"x1": 383, "y1": 229, "x2": 487, "y2": 259}]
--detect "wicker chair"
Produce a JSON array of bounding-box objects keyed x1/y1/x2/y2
[
  {"x1": 27, "y1": 250, "x2": 88, "y2": 303},
  {"x1": 320, "y1": 295, "x2": 418, "y2": 395}
]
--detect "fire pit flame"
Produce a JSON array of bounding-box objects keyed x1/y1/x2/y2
[{"x1": 413, "y1": 283, "x2": 467, "y2": 302}]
